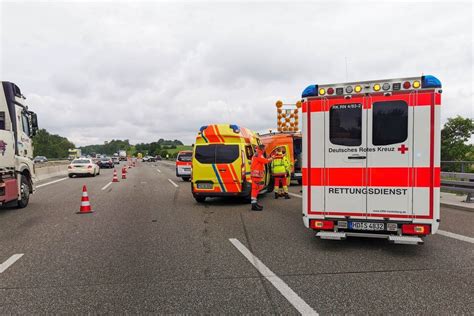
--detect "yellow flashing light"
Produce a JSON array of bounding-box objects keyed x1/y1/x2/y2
[
  {"x1": 319, "y1": 88, "x2": 326, "y2": 95},
  {"x1": 373, "y1": 84, "x2": 381, "y2": 91},
  {"x1": 354, "y1": 85, "x2": 362, "y2": 93},
  {"x1": 413, "y1": 80, "x2": 421, "y2": 89}
]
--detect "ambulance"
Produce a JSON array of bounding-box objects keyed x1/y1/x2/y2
[
  {"x1": 176, "y1": 150, "x2": 193, "y2": 181},
  {"x1": 191, "y1": 124, "x2": 271, "y2": 203},
  {"x1": 301, "y1": 75, "x2": 442, "y2": 244}
]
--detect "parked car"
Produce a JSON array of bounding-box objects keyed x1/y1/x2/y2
[
  {"x1": 155, "y1": 155, "x2": 162, "y2": 161},
  {"x1": 97, "y1": 157, "x2": 114, "y2": 168},
  {"x1": 33, "y1": 156, "x2": 48, "y2": 163},
  {"x1": 68, "y1": 158, "x2": 100, "y2": 178}
]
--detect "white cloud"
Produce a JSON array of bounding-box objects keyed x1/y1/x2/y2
[{"x1": 1, "y1": 1, "x2": 472, "y2": 146}]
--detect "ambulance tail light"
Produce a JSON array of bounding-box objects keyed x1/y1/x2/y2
[
  {"x1": 403, "y1": 81, "x2": 411, "y2": 89},
  {"x1": 327, "y1": 87, "x2": 334, "y2": 95},
  {"x1": 402, "y1": 224, "x2": 431, "y2": 235},
  {"x1": 310, "y1": 220, "x2": 334, "y2": 230},
  {"x1": 421, "y1": 75, "x2": 442, "y2": 88}
]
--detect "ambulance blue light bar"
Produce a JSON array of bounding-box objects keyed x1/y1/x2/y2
[
  {"x1": 229, "y1": 124, "x2": 240, "y2": 133},
  {"x1": 421, "y1": 75, "x2": 441, "y2": 88},
  {"x1": 302, "y1": 84, "x2": 318, "y2": 98}
]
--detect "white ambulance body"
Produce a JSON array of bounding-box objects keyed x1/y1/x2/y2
[{"x1": 301, "y1": 75, "x2": 441, "y2": 245}]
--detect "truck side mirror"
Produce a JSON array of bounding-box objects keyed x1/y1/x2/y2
[{"x1": 30, "y1": 112, "x2": 39, "y2": 136}]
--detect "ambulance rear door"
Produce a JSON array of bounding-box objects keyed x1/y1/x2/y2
[
  {"x1": 366, "y1": 93, "x2": 413, "y2": 219},
  {"x1": 324, "y1": 96, "x2": 367, "y2": 219}
]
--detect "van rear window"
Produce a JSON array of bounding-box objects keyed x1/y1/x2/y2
[
  {"x1": 372, "y1": 100, "x2": 408, "y2": 146},
  {"x1": 177, "y1": 152, "x2": 192, "y2": 162},
  {"x1": 195, "y1": 145, "x2": 239, "y2": 164},
  {"x1": 330, "y1": 103, "x2": 362, "y2": 146}
]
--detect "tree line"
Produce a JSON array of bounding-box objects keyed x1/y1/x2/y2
[{"x1": 32, "y1": 118, "x2": 472, "y2": 167}]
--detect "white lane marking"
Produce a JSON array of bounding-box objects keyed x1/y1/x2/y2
[
  {"x1": 437, "y1": 230, "x2": 474, "y2": 244},
  {"x1": 229, "y1": 238, "x2": 318, "y2": 315},
  {"x1": 36, "y1": 177, "x2": 68, "y2": 188},
  {"x1": 288, "y1": 192, "x2": 302, "y2": 198},
  {"x1": 157, "y1": 169, "x2": 162, "y2": 173},
  {"x1": 101, "y1": 182, "x2": 112, "y2": 191},
  {"x1": 0, "y1": 254, "x2": 24, "y2": 273},
  {"x1": 168, "y1": 179, "x2": 179, "y2": 188}
]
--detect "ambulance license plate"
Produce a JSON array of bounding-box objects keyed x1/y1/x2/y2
[
  {"x1": 349, "y1": 222, "x2": 384, "y2": 231},
  {"x1": 197, "y1": 183, "x2": 213, "y2": 189}
]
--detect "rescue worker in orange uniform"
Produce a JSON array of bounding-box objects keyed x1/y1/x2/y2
[
  {"x1": 271, "y1": 147, "x2": 291, "y2": 199},
  {"x1": 250, "y1": 144, "x2": 272, "y2": 211}
]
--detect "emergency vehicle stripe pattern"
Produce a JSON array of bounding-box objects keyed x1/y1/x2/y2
[
  {"x1": 302, "y1": 167, "x2": 441, "y2": 187},
  {"x1": 211, "y1": 164, "x2": 226, "y2": 192}
]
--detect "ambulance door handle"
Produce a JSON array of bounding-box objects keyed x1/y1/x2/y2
[
  {"x1": 219, "y1": 168, "x2": 226, "y2": 171},
  {"x1": 348, "y1": 155, "x2": 366, "y2": 160}
]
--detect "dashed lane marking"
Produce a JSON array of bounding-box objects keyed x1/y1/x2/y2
[
  {"x1": 36, "y1": 177, "x2": 68, "y2": 188},
  {"x1": 437, "y1": 230, "x2": 474, "y2": 244},
  {"x1": 168, "y1": 179, "x2": 179, "y2": 188},
  {"x1": 101, "y1": 182, "x2": 112, "y2": 191},
  {"x1": 0, "y1": 254, "x2": 24, "y2": 273},
  {"x1": 157, "y1": 169, "x2": 162, "y2": 173},
  {"x1": 229, "y1": 238, "x2": 318, "y2": 315}
]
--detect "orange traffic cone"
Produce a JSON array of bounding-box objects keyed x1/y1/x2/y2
[
  {"x1": 112, "y1": 169, "x2": 120, "y2": 182},
  {"x1": 77, "y1": 185, "x2": 93, "y2": 214},
  {"x1": 121, "y1": 167, "x2": 127, "y2": 179}
]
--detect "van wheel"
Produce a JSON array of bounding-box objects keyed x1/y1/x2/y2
[
  {"x1": 182, "y1": 177, "x2": 190, "y2": 182},
  {"x1": 194, "y1": 196, "x2": 206, "y2": 203},
  {"x1": 68, "y1": 174, "x2": 74, "y2": 178},
  {"x1": 17, "y1": 175, "x2": 30, "y2": 208}
]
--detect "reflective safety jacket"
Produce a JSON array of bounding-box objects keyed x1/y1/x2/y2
[
  {"x1": 271, "y1": 154, "x2": 290, "y2": 176},
  {"x1": 250, "y1": 150, "x2": 270, "y2": 179}
]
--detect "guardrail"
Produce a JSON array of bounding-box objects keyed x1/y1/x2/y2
[
  {"x1": 441, "y1": 160, "x2": 474, "y2": 173},
  {"x1": 441, "y1": 172, "x2": 474, "y2": 203}
]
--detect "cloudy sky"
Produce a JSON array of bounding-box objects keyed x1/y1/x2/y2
[{"x1": 1, "y1": 1, "x2": 472, "y2": 146}]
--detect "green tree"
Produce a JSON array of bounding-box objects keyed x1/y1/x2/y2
[
  {"x1": 441, "y1": 116, "x2": 474, "y2": 171},
  {"x1": 32, "y1": 129, "x2": 75, "y2": 158}
]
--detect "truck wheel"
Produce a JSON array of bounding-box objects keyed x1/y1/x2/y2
[
  {"x1": 17, "y1": 175, "x2": 30, "y2": 208},
  {"x1": 69, "y1": 174, "x2": 74, "y2": 178},
  {"x1": 194, "y1": 196, "x2": 206, "y2": 203}
]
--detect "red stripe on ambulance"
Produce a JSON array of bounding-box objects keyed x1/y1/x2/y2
[{"x1": 302, "y1": 167, "x2": 440, "y2": 187}]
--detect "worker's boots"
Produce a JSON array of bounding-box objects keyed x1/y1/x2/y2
[
  {"x1": 284, "y1": 193, "x2": 291, "y2": 199},
  {"x1": 274, "y1": 192, "x2": 279, "y2": 199},
  {"x1": 251, "y1": 203, "x2": 263, "y2": 211}
]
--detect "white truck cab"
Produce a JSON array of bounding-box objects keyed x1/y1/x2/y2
[
  {"x1": 301, "y1": 75, "x2": 441, "y2": 245},
  {"x1": 0, "y1": 81, "x2": 39, "y2": 208}
]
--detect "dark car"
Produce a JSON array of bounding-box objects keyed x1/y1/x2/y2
[
  {"x1": 33, "y1": 156, "x2": 48, "y2": 163},
  {"x1": 155, "y1": 155, "x2": 162, "y2": 161},
  {"x1": 97, "y1": 157, "x2": 114, "y2": 168}
]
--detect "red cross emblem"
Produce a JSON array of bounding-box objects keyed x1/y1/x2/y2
[{"x1": 398, "y1": 144, "x2": 408, "y2": 154}]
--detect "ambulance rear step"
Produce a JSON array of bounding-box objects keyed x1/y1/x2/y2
[{"x1": 316, "y1": 232, "x2": 423, "y2": 245}]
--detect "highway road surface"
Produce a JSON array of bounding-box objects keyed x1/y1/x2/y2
[{"x1": 0, "y1": 161, "x2": 473, "y2": 314}]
